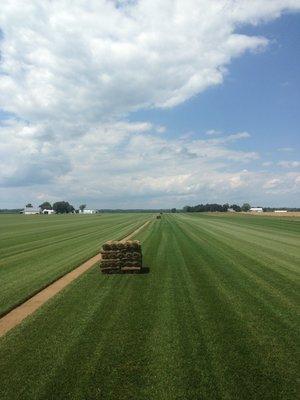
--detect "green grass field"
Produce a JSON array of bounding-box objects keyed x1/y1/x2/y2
[
  {"x1": 0, "y1": 213, "x2": 299, "y2": 399},
  {"x1": 0, "y1": 213, "x2": 151, "y2": 316}
]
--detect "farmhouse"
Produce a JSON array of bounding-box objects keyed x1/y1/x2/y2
[
  {"x1": 79, "y1": 209, "x2": 96, "y2": 214},
  {"x1": 23, "y1": 206, "x2": 40, "y2": 215},
  {"x1": 249, "y1": 207, "x2": 263, "y2": 212}
]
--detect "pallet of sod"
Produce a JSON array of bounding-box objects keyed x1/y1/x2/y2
[{"x1": 100, "y1": 240, "x2": 142, "y2": 274}]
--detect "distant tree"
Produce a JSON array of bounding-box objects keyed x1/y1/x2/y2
[
  {"x1": 241, "y1": 203, "x2": 251, "y2": 212},
  {"x1": 53, "y1": 201, "x2": 75, "y2": 214},
  {"x1": 230, "y1": 204, "x2": 241, "y2": 212},
  {"x1": 222, "y1": 203, "x2": 229, "y2": 212},
  {"x1": 68, "y1": 204, "x2": 75, "y2": 213},
  {"x1": 79, "y1": 204, "x2": 86, "y2": 213},
  {"x1": 181, "y1": 203, "x2": 234, "y2": 213},
  {"x1": 171, "y1": 208, "x2": 177, "y2": 213},
  {"x1": 39, "y1": 201, "x2": 52, "y2": 210},
  {"x1": 26, "y1": 203, "x2": 33, "y2": 208}
]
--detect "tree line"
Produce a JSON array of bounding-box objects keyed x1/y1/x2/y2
[{"x1": 182, "y1": 203, "x2": 251, "y2": 212}]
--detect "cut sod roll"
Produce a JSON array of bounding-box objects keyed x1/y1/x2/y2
[{"x1": 100, "y1": 240, "x2": 142, "y2": 274}]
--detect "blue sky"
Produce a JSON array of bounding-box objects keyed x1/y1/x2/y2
[
  {"x1": 130, "y1": 13, "x2": 299, "y2": 160},
  {"x1": 0, "y1": 1, "x2": 299, "y2": 209}
]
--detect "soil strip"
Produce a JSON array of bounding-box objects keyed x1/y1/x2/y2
[{"x1": 0, "y1": 220, "x2": 150, "y2": 338}]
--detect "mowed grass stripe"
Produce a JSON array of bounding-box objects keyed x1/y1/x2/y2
[
  {"x1": 0, "y1": 214, "x2": 299, "y2": 399},
  {"x1": 0, "y1": 220, "x2": 159, "y2": 400},
  {"x1": 178, "y1": 213, "x2": 299, "y2": 255},
  {"x1": 0, "y1": 215, "x2": 149, "y2": 259},
  {"x1": 170, "y1": 215, "x2": 298, "y2": 342},
  {"x1": 177, "y1": 213, "x2": 300, "y2": 283},
  {"x1": 185, "y1": 212, "x2": 300, "y2": 235},
  {"x1": 0, "y1": 213, "x2": 151, "y2": 316},
  {"x1": 174, "y1": 214, "x2": 299, "y2": 325}
]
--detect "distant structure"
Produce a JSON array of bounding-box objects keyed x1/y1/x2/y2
[
  {"x1": 23, "y1": 206, "x2": 40, "y2": 215},
  {"x1": 227, "y1": 208, "x2": 236, "y2": 212},
  {"x1": 42, "y1": 209, "x2": 55, "y2": 215},
  {"x1": 274, "y1": 210, "x2": 287, "y2": 213},
  {"x1": 79, "y1": 209, "x2": 96, "y2": 214},
  {"x1": 249, "y1": 207, "x2": 263, "y2": 212}
]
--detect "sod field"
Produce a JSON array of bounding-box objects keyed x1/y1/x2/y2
[
  {"x1": 0, "y1": 213, "x2": 151, "y2": 316},
  {"x1": 0, "y1": 213, "x2": 299, "y2": 399}
]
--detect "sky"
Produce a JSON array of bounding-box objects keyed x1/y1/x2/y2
[{"x1": 0, "y1": 0, "x2": 299, "y2": 209}]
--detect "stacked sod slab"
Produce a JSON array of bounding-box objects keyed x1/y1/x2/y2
[{"x1": 100, "y1": 240, "x2": 142, "y2": 274}]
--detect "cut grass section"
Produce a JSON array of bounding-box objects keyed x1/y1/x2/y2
[
  {"x1": 0, "y1": 213, "x2": 299, "y2": 399},
  {"x1": 0, "y1": 213, "x2": 151, "y2": 316}
]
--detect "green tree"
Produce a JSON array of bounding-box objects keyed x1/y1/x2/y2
[
  {"x1": 26, "y1": 203, "x2": 33, "y2": 208},
  {"x1": 222, "y1": 203, "x2": 229, "y2": 212},
  {"x1": 171, "y1": 208, "x2": 177, "y2": 213},
  {"x1": 39, "y1": 201, "x2": 52, "y2": 210},
  {"x1": 53, "y1": 201, "x2": 75, "y2": 214},
  {"x1": 241, "y1": 203, "x2": 251, "y2": 212},
  {"x1": 79, "y1": 204, "x2": 86, "y2": 213},
  {"x1": 230, "y1": 204, "x2": 241, "y2": 212}
]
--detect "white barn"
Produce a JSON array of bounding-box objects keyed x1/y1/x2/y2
[
  {"x1": 42, "y1": 209, "x2": 55, "y2": 214},
  {"x1": 249, "y1": 207, "x2": 263, "y2": 212},
  {"x1": 23, "y1": 206, "x2": 40, "y2": 215},
  {"x1": 79, "y1": 209, "x2": 96, "y2": 214}
]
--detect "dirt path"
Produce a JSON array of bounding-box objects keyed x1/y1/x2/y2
[{"x1": 0, "y1": 220, "x2": 151, "y2": 338}]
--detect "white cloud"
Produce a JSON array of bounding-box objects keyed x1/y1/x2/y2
[
  {"x1": 3, "y1": 119, "x2": 298, "y2": 208},
  {"x1": 226, "y1": 131, "x2": 251, "y2": 141},
  {"x1": 278, "y1": 160, "x2": 300, "y2": 168},
  {"x1": 0, "y1": 1, "x2": 300, "y2": 207},
  {"x1": 205, "y1": 131, "x2": 252, "y2": 146},
  {"x1": 156, "y1": 126, "x2": 167, "y2": 134},
  {"x1": 263, "y1": 178, "x2": 281, "y2": 189},
  {"x1": 262, "y1": 173, "x2": 300, "y2": 195},
  {"x1": 277, "y1": 147, "x2": 294, "y2": 152},
  {"x1": 1, "y1": 0, "x2": 298, "y2": 122}
]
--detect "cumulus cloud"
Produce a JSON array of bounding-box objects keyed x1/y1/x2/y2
[
  {"x1": 0, "y1": 1, "x2": 300, "y2": 207},
  {"x1": 1, "y1": 0, "x2": 299, "y2": 122}
]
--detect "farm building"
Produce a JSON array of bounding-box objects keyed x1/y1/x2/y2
[
  {"x1": 274, "y1": 210, "x2": 287, "y2": 213},
  {"x1": 79, "y1": 209, "x2": 96, "y2": 214},
  {"x1": 42, "y1": 209, "x2": 55, "y2": 215},
  {"x1": 23, "y1": 206, "x2": 40, "y2": 215},
  {"x1": 249, "y1": 207, "x2": 263, "y2": 212}
]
